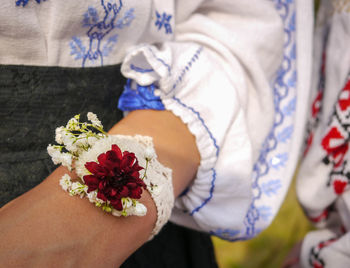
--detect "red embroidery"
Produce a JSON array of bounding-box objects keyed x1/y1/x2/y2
[
  {"x1": 313, "y1": 263, "x2": 323, "y2": 268},
  {"x1": 303, "y1": 132, "x2": 314, "y2": 156},
  {"x1": 333, "y1": 180, "x2": 347, "y2": 195},
  {"x1": 309, "y1": 209, "x2": 329, "y2": 223},
  {"x1": 321, "y1": 75, "x2": 350, "y2": 195},
  {"x1": 309, "y1": 237, "x2": 338, "y2": 268},
  {"x1": 312, "y1": 91, "x2": 323, "y2": 118},
  {"x1": 338, "y1": 79, "x2": 350, "y2": 111},
  {"x1": 321, "y1": 127, "x2": 348, "y2": 168}
]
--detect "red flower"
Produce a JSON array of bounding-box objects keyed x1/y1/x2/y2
[{"x1": 83, "y1": 144, "x2": 146, "y2": 211}]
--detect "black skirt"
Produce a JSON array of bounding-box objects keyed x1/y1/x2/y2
[{"x1": 0, "y1": 65, "x2": 218, "y2": 268}]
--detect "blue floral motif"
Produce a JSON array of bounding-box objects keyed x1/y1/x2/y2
[
  {"x1": 269, "y1": 153, "x2": 288, "y2": 170},
  {"x1": 261, "y1": 179, "x2": 282, "y2": 197},
  {"x1": 69, "y1": 0, "x2": 135, "y2": 67},
  {"x1": 116, "y1": 8, "x2": 135, "y2": 28},
  {"x1": 210, "y1": 229, "x2": 241, "y2": 241},
  {"x1": 290, "y1": 43, "x2": 296, "y2": 60},
  {"x1": 287, "y1": 70, "x2": 297, "y2": 88},
  {"x1": 257, "y1": 206, "x2": 273, "y2": 222},
  {"x1": 277, "y1": 125, "x2": 293, "y2": 143},
  {"x1": 155, "y1": 11, "x2": 173, "y2": 34},
  {"x1": 237, "y1": 0, "x2": 297, "y2": 241},
  {"x1": 282, "y1": 97, "x2": 296, "y2": 116},
  {"x1": 16, "y1": 0, "x2": 46, "y2": 7},
  {"x1": 118, "y1": 79, "x2": 165, "y2": 111},
  {"x1": 102, "y1": 34, "x2": 118, "y2": 56},
  {"x1": 83, "y1": 7, "x2": 100, "y2": 27},
  {"x1": 69, "y1": 37, "x2": 86, "y2": 60}
]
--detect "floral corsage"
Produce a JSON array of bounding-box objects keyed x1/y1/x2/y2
[{"x1": 47, "y1": 112, "x2": 157, "y2": 217}]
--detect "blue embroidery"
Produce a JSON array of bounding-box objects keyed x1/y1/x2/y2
[
  {"x1": 83, "y1": 6, "x2": 100, "y2": 27},
  {"x1": 173, "y1": 96, "x2": 220, "y2": 157},
  {"x1": 287, "y1": 70, "x2": 297, "y2": 88},
  {"x1": 169, "y1": 46, "x2": 203, "y2": 94},
  {"x1": 69, "y1": 37, "x2": 86, "y2": 60},
  {"x1": 179, "y1": 187, "x2": 189, "y2": 197},
  {"x1": 130, "y1": 64, "x2": 154, "y2": 73},
  {"x1": 277, "y1": 125, "x2": 293, "y2": 143},
  {"x1": 172, "y1": 96, "x2": 219, "y2": 215},
  {"x1": 235, "y1": 0, "x2": 297, "y2": 241},
  {"x1": 16, "y1": 0, "x2": 46, "y2": 7},
  {"x1": 257, "y1": 206, "x2": 273, "y2": 222},
  {"x1": 69, "y1": 1, "x2": 135, "y2": 67},
  {"x1": 118, "y1": 79, "x2": 165, "y2": 111},
  {"x1": 282, "y1": 97, "x2": 296, "y2": 116},
  {"x1": 269, "y1": 153, "x2": 288, "y2": 170},
  {"x1": 210, "y1": 229, "x2": 241, "y2": 241},
  {"x1": 115, "y1": 8, "x2": 135, "y2": 29},
  {"x1": 261, "y1": 179, "x2": 282, "y2": 197},
  {"x1": 290, "y1": 43, "x2": 296, "y2": 60},
  {"x1": 102, "y1": 34, "x2": 119, "y2": 56},
  {"x1": 147, "y1": 47, "x2": 171, "y2": 75},
  {"x1": 190, "y1": 168, "x2": 216, "y2": 216},
  {"x1": 155, "y1": 11, "x2": 173, "y2": 34}
]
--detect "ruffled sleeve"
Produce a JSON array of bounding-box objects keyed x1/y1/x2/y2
[{"x1": 119, "y1": 0, "x2": 312, "y2": 240}]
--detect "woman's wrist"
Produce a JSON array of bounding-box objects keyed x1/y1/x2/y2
[{"x1": 109, "y1": 110, "x2": 200, "y2": 197}]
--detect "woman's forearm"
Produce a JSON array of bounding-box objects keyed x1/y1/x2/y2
[{"x1": 0, "y1": 109, "x2": 200, "y2": 267}]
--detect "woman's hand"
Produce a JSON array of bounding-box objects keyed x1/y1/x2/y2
[
  {"x1": 0, "y1": 166, "x2": 157, "y2": 267},
  {"x1": 0, "y1": 110, "x2": 200, "y2": 267}
]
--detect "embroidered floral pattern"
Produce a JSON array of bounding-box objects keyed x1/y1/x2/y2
[
  {"x1": 321, "y1": 75, "x2": 350, "y2": 195},
  {"x1": 240, "y1": 0, "x2": 297, "y2": 240},
  {"x1": 308, "y1": 208, "x2": 330, "y2": 224},
  {"x1": 261, "y1": 179, "x2": 282, "y2": 197},
  {"x1": 309, "y1": 237, "x2": 338, "y2": 268},
  {"x1": 155, "y1": 11, "x2": 173, "y2": 34},
  {"x1": 69, "y1": 0, "x2": 135, "y2": 67}
]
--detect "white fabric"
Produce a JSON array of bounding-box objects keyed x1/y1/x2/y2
[
  {"x1": 0, "y1": 0, "x2": 312, "y2": 240},
  {"x1": 132, "y1": 135, "x2": 174, "y2": 238},
  {"x1": 297, "y1": 0, "x2": 350, "y2": 267}
]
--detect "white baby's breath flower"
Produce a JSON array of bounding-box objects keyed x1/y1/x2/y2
[
  {"x1": 87, "y1": 136, "x2": 98, "y2": 147},
  {"x1": 87, "y1": 190, "x2": 97, "y2": 202},
  {"x1": 55, "y1": 126, "x2": 65, "y2": 144},
  {"x1": 75, "y1": 133, "x2": 89, "y2": 148},
  {"x1": 134, "y1": 202, "x2": 147, "y2": 216},
  {"x1": 62, "y1": 132, "x2": 79, "y2": 153},
  {"x1": 47, "y1": 144, "x2": 72, "y2": 170},
  {"x1": 66, "y1": 117, "x2": 80, "y2": 131},
  {"x1": 60, "y1": 153, "x2": 72, "y2": 171},
  {"x1": 122, "y1": 197, "x2": 133, "y2": 209},
  {"x1": 47, "y1": 145, "x2": 62, "y2": 165},
  {"x1": 112, "y1": 209, "x2": 123, "y2": 217},
  {"x1": 123, "y1": 201, "x2": 147, "y2": 216},
  {"x1": 87, "y1": 112, "x2": 102, "y2": 128},
  {"x1": 70, "y1": 182, "x2": 88, "y2": 198},
  {"x1": 87, "y1": 190, "x2": 104, "y2": 205},
  {"x1": 59, "y1": 174, "x2": 72, "y2": 191},
  {"x1": 144, "y1": 146, "x2": 156, "y2": 160}
]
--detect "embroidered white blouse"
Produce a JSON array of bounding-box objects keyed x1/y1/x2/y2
[{"x1": 0, "y1": 0, "x2": 313, "y2": 240}]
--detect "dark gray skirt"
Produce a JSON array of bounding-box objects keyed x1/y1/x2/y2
[{"x1": 0, "y1": 65, "x2": 217, "y2": 268}]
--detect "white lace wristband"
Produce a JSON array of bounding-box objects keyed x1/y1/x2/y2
[{"x1": 47, "y1": 113, "x2": 174, "y2": 237}]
